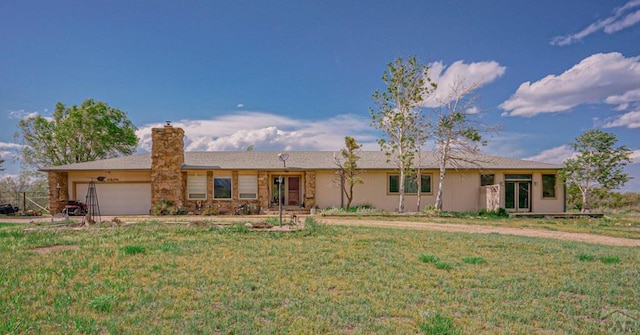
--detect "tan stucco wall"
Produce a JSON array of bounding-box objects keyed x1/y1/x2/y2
[{"x1": 315, "y1": 169, "x2": 565, "y2": 213}]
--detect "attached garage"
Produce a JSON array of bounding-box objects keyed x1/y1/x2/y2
[{"x1": 75, "y1": 183, "x2": 151, "y2": 215}]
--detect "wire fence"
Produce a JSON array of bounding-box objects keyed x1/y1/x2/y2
[{"x1": 0, "y1": 191, "x2": 49, "y2": 214}]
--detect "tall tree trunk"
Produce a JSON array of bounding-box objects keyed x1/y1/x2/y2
[
  {"x1": 398, "y1": 168, "x2": 405, "y2": 213},
  {"x1": 435, "y1": 167, "x2": 446, "y2": 211},
  {"x1": 581, "y1": 189, "x2": 589, "y2": 213},
  {"x1": 416, "y1": 170, "x2": 422, "y2": 212}
]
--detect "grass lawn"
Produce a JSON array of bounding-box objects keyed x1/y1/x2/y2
[
  {"x1": 1, "y1": 218, "x2": 638, "y2": 334},
  {"x1": 359, "y1": 213, "x2": 640, "y2": 240}
]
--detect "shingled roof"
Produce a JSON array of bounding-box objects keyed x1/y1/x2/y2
[{"x1": 41, "y1": 151, "x2": 562, "y2": 171}]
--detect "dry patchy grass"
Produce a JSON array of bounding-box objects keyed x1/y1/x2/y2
[{"x1": 1, "y1": 219, "x2": 638, "y2": 334}]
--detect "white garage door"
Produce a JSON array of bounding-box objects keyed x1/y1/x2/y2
[{"x1": 75, "y1": 183, "x2": 151, "y2": 215}]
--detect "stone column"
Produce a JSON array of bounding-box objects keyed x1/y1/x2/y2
[
  {"x1": 47, "y1": 171, "x2": 68, "y2": 214},
  {"x1": 304, "y1": 170, "x2": 316, "y2": 209},
  {"x1": 258, "y1": 171, "x2": 270, "y2": 210},
  {"x1": 151, "y1": 124, "x2": 185, "y2": 210}
]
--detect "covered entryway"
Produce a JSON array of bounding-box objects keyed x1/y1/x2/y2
[
  {"x1": 272, "y1": 176, "x2": 302, "y2": 207},
  {"x1": 75, "y1": 183, "x2": 151, "y2": 215}
]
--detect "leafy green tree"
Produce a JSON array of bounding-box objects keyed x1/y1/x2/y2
[
  {"x1": 560, "y1": 129, "x2": 632, "y2": 212},
  {"x1": 370, "y1": 56, "x2": 436, "y2": 213},
  {"x1": 334, "y1": 136, "x2": 364, "y2": 211},
  {"x1": 428, "y1": 80, "x2": 501, "y2": 211},
  {"x1": 16, "y1": 99, "x2": 138, "y2": 169}
]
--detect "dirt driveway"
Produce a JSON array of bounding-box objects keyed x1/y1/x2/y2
[
  {"x1": 318, "y1": 217, "x2": 640, "y2": 247},
  {"x1": 4, "y1": 215, "x2": 639, "y2": 247}
]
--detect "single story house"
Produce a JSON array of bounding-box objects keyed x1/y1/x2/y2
[{"x1": 42, "y1": 124, "x2": 565, "y2": 215}]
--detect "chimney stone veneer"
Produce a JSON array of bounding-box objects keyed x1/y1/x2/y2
[{"x1": 151, "y1": 124, "x2": 185, "y2": 209}]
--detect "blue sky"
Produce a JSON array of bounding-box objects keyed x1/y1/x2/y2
[{"x1": 1, "y1": 0, "x2": 639, "y2": 191}]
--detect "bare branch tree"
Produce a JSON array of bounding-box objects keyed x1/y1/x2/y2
[
  {"x1": 333, "y1": 136, "x2": 364, "y2": 210},
  {"x1": 370, "y1": 56, "x2": 436, "y2": 213},
  {"x1": 428, "y1": 78, "x2": 502, "y2": 211}
]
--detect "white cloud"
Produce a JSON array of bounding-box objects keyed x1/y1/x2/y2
[
  {"x1": 236, "y1": 103, "x2": 244, "y2": 108},
  {"x1": 500, "y1": 53, "x2": 640, "y2": 117},
  {"x1": 601, "y1": 110, "x2": 640, "y2": 128},
  {"x1": 0, "y1": 142, "x2": 24, "y2": 150},
  {"x1": 630, "y1": 149, "x2": 640, "y2": 162},
  {"x1": 551, "y1": 0, "x2": 640, "y2": 46},
  {"x1": 8, "y1": 110, "x2": 40, "y2": 120},
  {"x1": 136, "y1": 111, "x2": 378, "y2": 153},
  {"x1": 523, "y1": 145, "x2": 575, "y2": 164},
  {"x1": 423, "y1": 60, "x2": 506, "y2": 108}
]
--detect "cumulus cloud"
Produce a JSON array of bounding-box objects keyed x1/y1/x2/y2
[
  {"x1": 423, "y1": 60, "x2": 506, "y2": 108},
  {"x1": 551, "y1": 0, "x2": 640, "y2": 46},
  {"x1": 500, "y1": 52, "x2": 640, "y2": 118},
  {"x1": 136, "y1": 111, "x2": 379, "y2": 153},
  {"x1": 8, "y1": 110, "x2": 40, "y2": 120},
  {"x1": 0, "y1": 142, "x2": 24, "y2": 150},
  {"x1": 601, "y1": 111, "x2": 640, "y2": 128},
  {"x1": 523, "y1": 145, "x2": 575, "y2": 164}
]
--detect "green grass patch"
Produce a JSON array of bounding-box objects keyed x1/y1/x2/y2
[
  {"x1": 121, "y1": 245, "x2": 146, "y2": 255},
  {"x1": 599, "y1": 256, "x2": 620, "y2": 264},
  {"x1": 578, "y1": 254, "x2": 596, "y2": 261},
  {"x1": 419, "y1": 312, "x2": 461, "y2": 335},
  {"x1": 0, "y1": 220, "x2": 638, "y2": 334},
  {"x1": 418, "y1": 253, "x2": 439, "y2": 263},
  {"x1": 462, "y1": 256, "x2": 486, "y2": 264},
  {"x1": 434, "y1": 261, "x2": 453, "y2": 270}
]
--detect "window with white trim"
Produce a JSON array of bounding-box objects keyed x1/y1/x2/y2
[
  {"x1": 187, "y1": 174, "x2": 207, "y2": 200},
  {"x1": 238, "y1": 175, "x2": 258, "y2": 199},
  {"x1": 213, "y1": 176, "x2": 232, "y2": 199}
]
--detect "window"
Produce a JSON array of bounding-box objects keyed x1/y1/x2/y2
[
  {"x1": 187, "y1": 174, "x2": 206, "y2": 200},
  {"x1": 238, "y1": 175, "x2": 258, "y2": 199},
  {"x1": 213, "y1": 176, "x2": 232, "y2": 199},
  {"x1": 542, "y1": 174, "x2": 556, "y2": 198},
  {"x1": 481, "y1": 174, "x2": 495, "y2": 186},
  {"x1": 389, "y1": 174, "x2": 431, "y2": 194}
]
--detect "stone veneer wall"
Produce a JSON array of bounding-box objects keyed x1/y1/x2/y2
[
  {"x1": 304, "y1": 171, "x2": 316, "y2": 208},
  {"x1": 47, "y1": 171, "x2": 68, "y2": 214},
  {"x1": 258, "y1": 171, "x2": 270, "y2": 210},
  {"x1": 151, "y1": 125, "x2": 185, "y2": 209}
]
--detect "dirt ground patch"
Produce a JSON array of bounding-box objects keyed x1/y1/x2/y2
[
  {"x1": 33, "y1": 245, "x2": 80, "y2": 254},
  {"x1": 319, "y1": 217, "x2": 640, "y2": 247}
]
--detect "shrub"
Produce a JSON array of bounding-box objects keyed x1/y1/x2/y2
[
  {"x1": 200, "y1": 207, "x2": 219, "y2": 216},
  {"x1": 151, "y1": 199, "x2": 176, "y2": 215}
]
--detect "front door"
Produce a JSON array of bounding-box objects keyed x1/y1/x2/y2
[
  {"x1": 505, "y1": 175, "x2": 531, "y2": 212},
  {"x1": 272, "y1": 176, "x2": 301, "y2": 207},
  {"x1": 288, "y1": 177, "x2": 300, "y2": 206}
]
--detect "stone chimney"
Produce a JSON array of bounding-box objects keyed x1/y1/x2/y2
[{"x1": 151, "y1": 123, "x2": 185, "y2": 209}]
